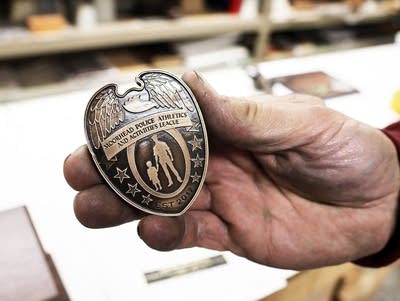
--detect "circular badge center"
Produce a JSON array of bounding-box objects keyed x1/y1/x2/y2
[{"x1": 127, "y1": 129, "x2": 190, "y2": 198}]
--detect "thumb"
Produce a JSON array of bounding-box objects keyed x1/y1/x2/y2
[
  {"x1": 182, "y1": 71, "x2": 326, "y2": 151},
  {"x1": 182, "y1": 71, "x2": 265, "y2": 147}
]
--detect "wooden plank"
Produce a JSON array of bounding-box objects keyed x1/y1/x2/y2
[
  {"x1": 261, "y1": 263, "x2": 398, "y2": 301},
  {"x1": 0, "y1": 14, "x2": 261, "y2": 59}
]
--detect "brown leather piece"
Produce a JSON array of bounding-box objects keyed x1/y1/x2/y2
[{"x1": 0, "y1": 206, "x2": 69, "y2": 301}]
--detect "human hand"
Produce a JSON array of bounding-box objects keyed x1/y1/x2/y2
[{"x1": 64, "y1": 72, "x2": 400, "y2": 269}]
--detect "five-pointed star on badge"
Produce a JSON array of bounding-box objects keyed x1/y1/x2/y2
[
  {"x1": 190, "y1": 172, "x2": 201, "y2": 183},
  {"x1": 114, "y1": 167, "x2": 130, "y2": 183},
  {"x1": 190, "y1": 154, "x2": 205, "y2": 168},
  {"x1": 103, "y1": 156, "x2": 118, "y2": 170},
  {"x1": 142, "y1": 194, "x2": 154, "y2": 205},
  {"x1": 188, "y1": 135, "x2": 203, "y2": 152},
  {"x1": 126, "y1": 183, "x2": 141, "y2": 197}
]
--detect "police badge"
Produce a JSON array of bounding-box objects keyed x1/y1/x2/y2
[{"x1": 84, "y1": 71, "x2": 208, "y2": 216}]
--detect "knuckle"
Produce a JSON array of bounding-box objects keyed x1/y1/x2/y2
[
  {"x1": 237, "y1": 100, "x2": 267, "y2": 130},
  {"x1": 243, "y1": 101, "x2": 260, "y2": 123}
]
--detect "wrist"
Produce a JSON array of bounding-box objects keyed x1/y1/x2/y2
[
  {"x1": 355, "y1": 124, "x2": 400, "y2": 267},
  {"x1": 355, "y1": 198, "x2": 399, "y2": 267}
]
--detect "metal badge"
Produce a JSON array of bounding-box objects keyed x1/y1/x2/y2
[{"x1": 84, "y1": 70, "x2": 208, "y2": 216}]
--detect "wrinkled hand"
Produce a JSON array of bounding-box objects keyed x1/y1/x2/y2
[{"x1": 64, "y1": 72, "x2": 400, "y2": 269}]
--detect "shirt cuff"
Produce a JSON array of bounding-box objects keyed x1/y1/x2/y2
[{"x1": 354, "y1": 122, "x2": 400, "y2": 267}]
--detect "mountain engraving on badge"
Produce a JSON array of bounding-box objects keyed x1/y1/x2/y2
[{"x1": 84, "y1": 70, "x2": 208, "y2": 216}]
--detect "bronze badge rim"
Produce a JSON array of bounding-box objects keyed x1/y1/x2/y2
[{"x1": 84, "y1": 70, "x2": 208, "y2": 216}]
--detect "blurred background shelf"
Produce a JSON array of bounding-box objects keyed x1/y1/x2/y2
[
  {"x1": 0, "y1": 14, "x2": 262, "y2": 60},
  {"x1": 1, "y1": 9, "x2": 398, "y2": 60},
  {"x1": 0, "y1": 0, "x2": 399, "y2": 102},
  {"x1": 271, "y1": 10, "x2": 400, "y2": 31}
]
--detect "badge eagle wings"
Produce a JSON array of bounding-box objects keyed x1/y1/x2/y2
[{"x1": 87, "y1": 72, "x2": 194, "y2": 149}]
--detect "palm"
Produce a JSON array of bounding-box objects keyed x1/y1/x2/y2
[{"x1": 204, "y1": 140, "x2": 393, "y2": 269}]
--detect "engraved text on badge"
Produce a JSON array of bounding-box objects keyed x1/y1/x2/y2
[{"x1": 84, "y1": 71, "x2": 208, "y2": 216}]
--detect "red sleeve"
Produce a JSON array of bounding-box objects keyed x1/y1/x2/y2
[{"x1": 354, "y1": 121, "x2": 400, "y2": 267}]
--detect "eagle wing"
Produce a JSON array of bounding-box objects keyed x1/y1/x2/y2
[
  {"x1": 141, "y1": 73, "x2": 194, "y2": 112},
  {"x1": 87, "y1": 86, "x2": 124, "y2": 149}
]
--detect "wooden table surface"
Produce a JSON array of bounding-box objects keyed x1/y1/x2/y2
[{"x1": 262, "y1": 262, "x2": 399, "y2": 301}]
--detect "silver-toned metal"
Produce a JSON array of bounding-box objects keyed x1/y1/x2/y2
[{"x1": 84, "y1": 70, "x2": 208, "y2": 216}]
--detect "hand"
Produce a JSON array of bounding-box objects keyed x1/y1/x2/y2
[{"x1": 64, "y1": 72, "x2": 400, "y2": 269}]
